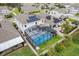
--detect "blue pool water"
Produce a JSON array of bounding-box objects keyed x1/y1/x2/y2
[{"x1": 32, "y1": 32, "x2": 53, "y2": 46}]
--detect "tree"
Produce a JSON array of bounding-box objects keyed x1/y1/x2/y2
[
  {"x1": 54, "y1": 3, "x2": 65, "y2": 8},
  {"x1": 62, "y1": 20, "x2": 71, "y2": 34}
]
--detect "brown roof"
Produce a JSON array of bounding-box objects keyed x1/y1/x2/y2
[{"x1": 0, "y1": 19, "x2": 20, "y2": 43}]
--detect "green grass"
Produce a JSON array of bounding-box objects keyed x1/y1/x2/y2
[
  {"x1": 67, "y1": 18, "x2": 75, "y2": 22},
  {"x1": 75, "y1": 13, "x2": 79, "y2": 16},
  {"x1": 12, "y1": 8, "x2": 23, "y2": 15},
  {"x1": 7, "y1": 46, "x2": 35, "y2": 56},
  {"x1": 48, "y1": 39, "x2": 79, "y2": 56},
  {"x1": 12, "y1": 8, "x2": 20, "y2": 14},
  {"x1": 48, "y1": 29, "x2": 79, "y2": 56},
  {"x1": 58, "y1": 41, "x2": 79, "y2": 56},
  {"x1": 38, "y1": 35, "x2": 61, "y2": 53},
  {"x1": 40, "y1": 35, "x2": 61, "y2": 48},
  {"x1": 61, "y1": 29, "x2": 79, "y2": 56}
]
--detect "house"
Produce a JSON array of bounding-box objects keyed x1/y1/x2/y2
[
  {"x1": 68, "y1": 7, "x2": 78, "y2": 14},
  {"x1": 21, "y1": 4, "x2": 38, "y2": 13},
  {"x1": 0, "y1": 19, "x2": 24, "y2": 53},
  {"x1": 53, "y1": 17, "x2": 63, "y2": 27},
  {"x1": 14, "y1": 13, "x2": 47, "y2": 33},
  {"x1": 24, "y1": 25, "x2": 56, "y2": 50},
  {"x1": 0, "y1": 6, "x2": 11, "y2": 15},
  {"x1": 49, "y1": 10, "x2": 62, "y2": 18}
]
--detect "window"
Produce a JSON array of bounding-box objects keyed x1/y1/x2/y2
[
  {"x1": 25, "y1": 25, "x2": 27, "y2": 27},
  {"x1": 35, "y1": 22, "x2": 37, "y2": 25},
  {"x1": 22, "y1": 25, "x2": 23, "y2": 27}
]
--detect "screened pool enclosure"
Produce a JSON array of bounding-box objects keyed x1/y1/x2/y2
[{"x1": 25, "y1": 26, "x2": 56, "y2": 46}]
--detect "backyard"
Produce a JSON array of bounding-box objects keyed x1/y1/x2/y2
[
  {"x1": 7, "y1": 46, "x2": 35, "y2": 56},
  {"x1": 61, "y1": 20, "x2": 76, "y2": 34},
  {"x1": 38, "y1": 35, "x2": 61, "y2": 53},
  {"x1": 48, "y1": 29, "x2": 79, "y2": 56}
]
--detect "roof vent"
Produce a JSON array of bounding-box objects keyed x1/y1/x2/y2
[{"x1": 0, "y1": 23, "x2": 2, "y2": 28}]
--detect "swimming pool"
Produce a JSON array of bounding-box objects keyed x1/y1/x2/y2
[
  {"x1": 25, "y1": 25, "x2": 56, "y2": 46},
  {"x1": 32, "y1": 32, "x2": 53, "y2": 46}
]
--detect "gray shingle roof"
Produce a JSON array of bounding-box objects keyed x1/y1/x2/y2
[
  {"x1": 0, "y1": 19, "x2": 20, "y2": 43},
  {"x1": 15, "y1": 13, "x2": 48, "y2": 24},
  {"x1": 21, "y1": 4, "x2": 37, "y2": 12},
  {"x1": 0, "y1": 6, "x2": 10, "y2": 15}
]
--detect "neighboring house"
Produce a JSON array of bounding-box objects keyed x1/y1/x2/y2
[
  {"x1": 0, "y1": 19, "x2": 24, "y2": 52},
  {"x1": 21, "y1": 4, "x2": 38, "y2": 13},
  {"x1": 53, "y1": 17, "x2": 63, "y2": 27},
  {"x1": 0, "y1": 6, "x2": 11, "y2": 15},
  {"x1": 49, "y1": 10, "x2": 62, "y2": 18},
  {"x1": 14, "y1": 13, "x2": 47, "y2": 33},
  {"x1": 49, "y1": 10, "x2": 74, "y2": 18},
  {"x1": 68, "y1": 7, "x2": 78, "y2": 14},
  {"x1": 0, "y1": 15, "x2": 4, "y2": 21}
]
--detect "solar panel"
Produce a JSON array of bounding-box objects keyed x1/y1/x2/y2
[
  {"x1": 27, "y1": 15, "x2": 40, "y2": 23},
  {"x1": 53, "y1": 18, "x2": 62, "y2": 23}
]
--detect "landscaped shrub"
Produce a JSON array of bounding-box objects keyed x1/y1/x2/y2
[
  {"x1": 63, "y1": 25, "x2": 77, "y2": 34},
  {"x1": 55, "y1": 43, "x2": 64, "y2": 53},
  {"x1": 5, "y1": 13, "x2": 13, "y2": 18},
  {"x1": 75, "y1": 13, "x2": 79, "y2": 16},
  {"x1": 12, "y1": 23, "x2": 18, "y2": 29}
]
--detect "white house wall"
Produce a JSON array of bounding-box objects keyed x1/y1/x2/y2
[
  {"x1": 0, "y1": 36, "x2": 24, "y2": 52},
  {"x1": 15, "y1": 18, "x2": 44, "y2": 32}
]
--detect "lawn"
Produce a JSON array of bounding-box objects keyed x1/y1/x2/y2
[
  {"x1": 67, "y1": 18, "x2": 75, "y2": 22},
  {"x1": 75, "y1": 13, "x2": 79, "y2": 16},
  {"x1": 48, "y1": 29, "x2": 79, "y2": 56},
  {"x1": 12, "y1": 8, "x2": 23, "y2": 15},
  {"x1": 7, "y1": 46, "x2": 35, "y2": 56},
  {"x1": 60, "y1": 43, "x2": 79, "y2": 56},
  {"x1": 61, "y1": 29, "x2": 79, "y2": 56},
  {"x1": 38, "y1": 35, "x2": 61, "y2": 53},
  {"x1": 62, "y1": 30, "x2": 79, "y2": 56}
]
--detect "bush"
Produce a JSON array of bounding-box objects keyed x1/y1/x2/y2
[
  {"x1": 75, "y1": 13, "x2": 79, "y2": 16},
  {"x1": 5, "y1": 13, "x2": 13, "y2": 18},
  {"x1": 12, "y1": 23, "x2": 18, "y2": 29},
  {"x1": 55, "y1": 43, "x2": 64, "y2": 53}
]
